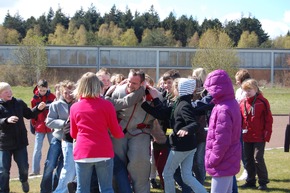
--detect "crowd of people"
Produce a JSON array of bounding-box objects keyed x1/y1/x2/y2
[{"x1": 0, "y1": 67, "x2": 273, "y2": 193}]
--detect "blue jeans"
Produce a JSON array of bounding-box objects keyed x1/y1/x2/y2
[
  {"x1": 113, "y1": 155, "x2": 132, "y2": 193},
  {"x1": 54, "y1": 141, "x2": 75, "y2": 193},
  {"x1": 40, "y1": 137, "x2": 63, "y2": 193},
  {"x1": 31, "y1": 132, "x2": 53, "y2": 174},
  {"x1": 75, "y1": 159, "x2": 114, "y2": 193},
  {"x1": 173, "y1": 167, "x2": 192, "y2": 193},
  {"x1": 163, "y1": 149, "x2": 207, "y2": 193},
  {"x1": 193, "y1": 142, "x2": 206, "y2": 185},
  {"x1": 0, "y1": 146, "x2": 28, "y2": 193}
]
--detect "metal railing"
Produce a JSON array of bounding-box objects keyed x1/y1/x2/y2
[{"x1": 1, "y1": 45, "x2": 290, "y2": 84}]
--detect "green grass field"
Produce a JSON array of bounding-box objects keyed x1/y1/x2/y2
[
  {"x1": 12, "y1": 86, "x2": 290, "y2": 115},
  {"x1": 9, "y1": 149, "x2": 290, "y2": 193}
]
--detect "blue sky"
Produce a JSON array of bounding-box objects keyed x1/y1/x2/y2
[{"x1": 0, "y1": 0, "x2": 289, "y2": 39}]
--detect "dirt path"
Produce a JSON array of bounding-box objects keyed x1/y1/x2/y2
[{"x1": 9, "y1": 115, "x2": 289, "y2": 179}]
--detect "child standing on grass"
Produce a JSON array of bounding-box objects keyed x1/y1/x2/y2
[
  {"x1": 0, "y1": 82, "x2": 46, "y2": 193},
  {"x1": 235, "y1": 69, "x2": 251, "y2": 183},
  {"x1": 162, "y1": 78, "x2": 207, "y2": 193},
  {"x1": 30, "y1": 79, "x2": 56, "y2": 176},
  {"x1": 203, "y1": 70, "x2": 241, "y2": 193},
  {"x1": 239, "y1": 78, "x2": 273, "y2": 191}
]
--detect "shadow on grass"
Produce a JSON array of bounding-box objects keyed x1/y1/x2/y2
[
  {"x1": 269, "y1": 178, "x2": 290, "y2": 183},
  {"x1": 266, "y1": 188, "x2": 290, "y2": 192}
]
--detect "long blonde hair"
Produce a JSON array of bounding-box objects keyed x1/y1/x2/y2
[
  {"x1": 192, "y1": 68, "x2": 207, "y2": 85},
  {"x1": 74, "y1": 72, "x2": 102, "y2": 99}
]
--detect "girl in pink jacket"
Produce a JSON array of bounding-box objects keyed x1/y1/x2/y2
[
  {"x1": 204, "y1": 70, "x2": 242, "y2": 193},
  {"x1": 70, "y1": 72, "x2": 124, "y2": 193}
]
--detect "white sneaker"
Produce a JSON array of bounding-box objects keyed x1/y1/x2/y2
[{"x1": 237, "y1": 169, "x2": 248, "y2": 181}]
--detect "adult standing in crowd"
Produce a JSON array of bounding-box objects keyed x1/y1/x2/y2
[
  {"x1": 107, "y1": 69, "x2": 155, "y2": 193},
  {"x1": 0, "y1": 82, "x2": 46, "y2": 193},
  {"x1": 70, "y1": 72, "x2": 124, "y2": 193}
]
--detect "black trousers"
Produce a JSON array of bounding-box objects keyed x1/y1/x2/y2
[{"x1": 244, "y1": 142, "x2": 269, "y2": 186}]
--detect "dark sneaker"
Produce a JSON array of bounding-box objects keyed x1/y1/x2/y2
[
  {"x1": 240, "y1": 182, "x2": 256, "y2": 188},
  {"x1": 22, "y1": 181, "x2": 30, "y2": 193},
  {"x1": 258, "y1": 184, "x2": 267, "y2": 190},
  {"x1": 150, "y1": 178, "x2": 161, "y2": 189},
  {"x1": 67, "y1": 181, "x2": 77, "y2": 193}
]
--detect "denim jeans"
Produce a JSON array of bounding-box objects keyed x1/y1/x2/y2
[
  {"x1": 40, "y1": 137, "x2": 63, "y2": 193},
  {"x1": 173, "y1": 167, "x2": 192, "y2": 193},
  {"x1": 75, "y1": 159, "x2": 114, "y2": 193},
  {"x1": 113, "y1": 155, "x2": 132, "y2": 193},
  {"x1": 31, "y1": 132, "x2": 53, "y2": 174},
  {"x1": 163, "y1": 149, "x2": 207, "y2": 193},
  {"x1": 0, "y1": 146, "x2": 28, "y2": 193},
  {"x1": 90, "y1": 168, "x2": 100, "y2": 193},
  {"x1": 54, "y1": 141, "x2": 75, "y2": 193},
  {"x1": 193, "y1": 142, "x2": 206, "y2": 185}
]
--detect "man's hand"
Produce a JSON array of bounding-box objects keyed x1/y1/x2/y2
[{"x1": 7, "y1": 116, "x2": 19, "y2": 124}]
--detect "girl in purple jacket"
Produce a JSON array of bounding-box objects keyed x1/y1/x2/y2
[{"x1": 204, "y1": 70, "x2": 242, "y2": 193}]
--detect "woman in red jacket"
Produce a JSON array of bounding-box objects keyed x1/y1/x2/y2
[
  {"x1": 240, "y1": 78, "x2": 273, "y2": 191},
  {"x1": 70, "y1": 72, "x2": 124, "y2": 193}
]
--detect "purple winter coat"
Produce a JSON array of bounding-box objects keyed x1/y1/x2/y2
[{"x1": 204, "y1": 69, "x2": 241, "y2": 177}]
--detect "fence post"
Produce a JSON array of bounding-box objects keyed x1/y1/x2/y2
[{"x1": 284, "y1": 113, "x2": 290, "y2": 152}]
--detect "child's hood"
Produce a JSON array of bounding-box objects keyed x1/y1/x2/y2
[
  {"x1": 204, "y1": 69, "x2": 235, "y2": 102},
  {"x1": 178, "y1": 78, "x2": 196, "y2": 97}
]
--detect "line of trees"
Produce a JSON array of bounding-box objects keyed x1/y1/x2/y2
[{"x1": 1, "y1": 4, "x2": 290, "y2": 48}]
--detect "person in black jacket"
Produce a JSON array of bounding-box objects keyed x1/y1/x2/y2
[
  {"x1": 162, "y1": 78, "x2": 207, "y2": 193},
  {"x1": 0, "y1": 82, "x2": 46, "y2": 193}
]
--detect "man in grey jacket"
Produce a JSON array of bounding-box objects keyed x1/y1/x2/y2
[{"x1": 106, "y1": 69, "x2": 156, "y2": 193}]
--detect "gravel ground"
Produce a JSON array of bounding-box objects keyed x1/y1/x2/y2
[{"x1": 9, "y1": 115, "x2": 289, "y2": 179}]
